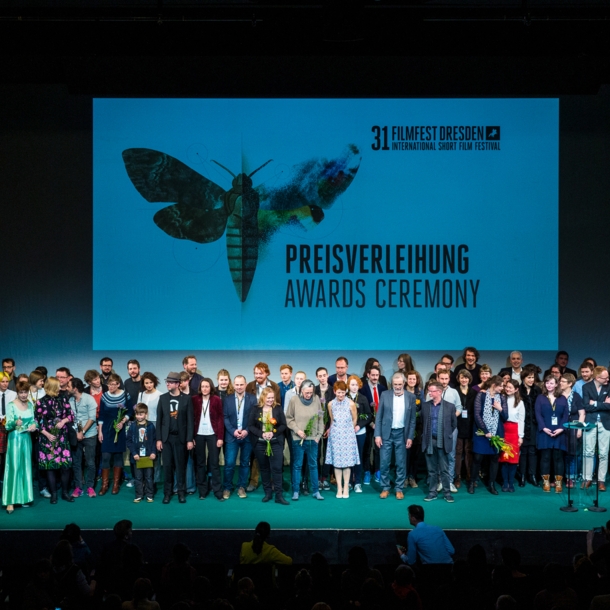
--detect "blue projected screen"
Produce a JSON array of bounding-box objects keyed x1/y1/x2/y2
[{"x1": 93, "y1": 98, "x2": 558, "y2": 351}]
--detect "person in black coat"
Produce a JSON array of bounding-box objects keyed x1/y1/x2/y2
[
  {"x1": 518, "y1": 367, "x2": 541, "y2": 487},
  {"x1": 156, "y1": 372, "x2": 194, "y2": 504},
  {"x1": 247, "y1": 387, "x2": 288, "y2": 505}
]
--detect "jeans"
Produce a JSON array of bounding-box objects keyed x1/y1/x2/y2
[
  {"x1": 72, "y1": 436, "x2": 97, "y2": 490},
  {"x1": 447, "y1": 428, "x2": 459, "y2": 481},
  {"x1": 379, "y1": 428, "x2": 407, "y2": 491},
  {"x1": 424, "y1": 440, "x2": 451, "y2": 495},
  {"x1": 223, "y1": 438, "x2": 253, "y2": 491},
  {"x1": 292, "y1": 439, "x2": 320, "y2": 494},
  {"x1": 135, "y1": 466, "x2": 153, "y2": 499},
  {"x1": 584, "y1": 422, "x2": 610, "y2": 482}
]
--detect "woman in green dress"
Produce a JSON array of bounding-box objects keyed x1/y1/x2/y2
[{"x1": 2, "y1": 380, "x2": 37, "y2": 513}]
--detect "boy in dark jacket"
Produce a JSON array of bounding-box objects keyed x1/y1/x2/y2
[{"x1": 126, "y1": 403, "x2": 157, "y2": 502}]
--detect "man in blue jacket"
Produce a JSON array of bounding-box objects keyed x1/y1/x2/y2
[{"x1": 223, "y1": 375, "x2": 258, "y2": 499}]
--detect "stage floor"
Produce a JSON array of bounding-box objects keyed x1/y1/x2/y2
[{"x1": 1, "y1": 477, "x2": 607, "y2": 532}]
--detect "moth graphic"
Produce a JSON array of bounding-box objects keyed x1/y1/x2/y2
[{"x1": 122, "y1": 145, "x2": 361, "y2": 302}]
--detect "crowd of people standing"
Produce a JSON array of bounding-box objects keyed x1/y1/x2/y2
[{"x1": 0, "y1": 348, "x2": 608, "y2": 512}]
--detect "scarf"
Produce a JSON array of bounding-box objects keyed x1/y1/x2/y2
[
  {"x1": 483, "y1": 391, "x2": 500, "y2": 436},
  {"x1": 299, "y1": 394, "x2": 314, "y2": 406}
]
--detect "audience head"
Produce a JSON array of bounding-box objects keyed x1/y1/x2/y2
[
  {"x1": 496, "y1": 595, "x2": 517, "y2": 610},
  {"x1": 171, "y1": 542, "x2": 192, "y2": 564},
  {"x1": 347, "y1": 546, "x2": 370, "y2": 571},
  {"x1": 252, "y1": 521, "x2": 271, "y2": 554},
  {"x1": 408, "y1": 504, "x2": 424, "y2": 525},
  {"x1": 132, "y1": 578, "x2": 154, "y2": 603},
  {"x1": 51, "y1": 539, "x2": 74, "y2": 569},
  {"x1": 393, "y1": 564, "x2": 415, "y2": 587},
  {"x1": 60, "y1": 522, "x2": 82, "y2": 544},
  {"x1": 113, "y1": 519, "x2": 133, "y2": 541}
]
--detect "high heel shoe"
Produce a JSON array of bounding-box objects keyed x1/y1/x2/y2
[
  {"x1": 62, "y1": 492, "x2": 75, "y2": 503},
  {"x1": 6, "y1": 505, "x2": 14, "y2": 514}
]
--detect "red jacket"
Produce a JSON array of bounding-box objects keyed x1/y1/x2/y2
[{"x1": 192, "y1": 394, "x2": 224, "y2": 440}]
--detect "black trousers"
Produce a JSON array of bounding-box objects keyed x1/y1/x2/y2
[
  {"x1": 163, "y1": 434, "x2": 187, "y2": 496},
  {"x1": 519, "y1": 443, "x2": 538, "y2": 478},
  {"x1": 195, "y1": 434, "x2": 222, "y2": 498},
  {"x1": 540, "y1": 448, "x2": 564, "y2": 476},
  {"x1": 254, "y1": 440, "x2": 283, "y2": 498},
  {"x1": 472, "y1": 452, "x2": 500, "y2": 485}
]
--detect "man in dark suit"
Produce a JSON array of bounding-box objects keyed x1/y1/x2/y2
[
  {"x1": 156, "y1": 371, "x2": 194, "y2": 504},
  {"x1": 583, "y1": 366, "x2": 610, "y2": 490},
  {"x1": 544, "y1": 350, "x2": 577, "y2": 379},
  {"x1": 360, "y1": 365, "x2": 388, "y2": 483},
  {"x1": 223, "y1": 375, "x2": 258, "y2": 499},
  {"x1": 499, "y1": 350, "x2": 524, "y2": 381},
  {"x1": 374, "y1": 373, "x2": 416, "y2": 500},
  {"x1": 421, "y1": 380, "x2": 457, "y2": 503}
]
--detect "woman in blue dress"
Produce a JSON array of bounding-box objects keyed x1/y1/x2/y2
[
  {"x1": 98, "y1": 373, "x2": 132, "y2": 495},
  {"x1": 2, "y1": 381, "x2": 37, "y2": 513},
  {"x1": 468, "y1": 375, "x2": 508, "y2": 495},
  {"x1": 325, "y1": 381, "x2": 359, "y2": 499},
  {"x1": 535, "y1": 375, "x2": 569, "y2": 492}
]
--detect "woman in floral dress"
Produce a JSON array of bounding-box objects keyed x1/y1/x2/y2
[
  {"x1": 326, "y1": 381, "x2": 359, "y2": 499},
  {"x1": 35, "y1": 376, "x2": 74, "y2": 504}
]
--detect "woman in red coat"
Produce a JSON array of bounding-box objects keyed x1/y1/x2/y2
[{"x1": 192, "y1": 378, "x2": 225, "y2": 501}]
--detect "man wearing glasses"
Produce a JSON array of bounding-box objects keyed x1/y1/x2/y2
[
  {"x1": 582, "y1": 366, "x2": 610, "y2": 491},
  {"x1": 421, "y1": 381, "x2": 457, "y2": 503},
  {"x1": 375, "y1": 373, "x2": 416, "y2": 500},
  {"x1": 156, "y1": 372, "x2": 194, "y2": 504}
]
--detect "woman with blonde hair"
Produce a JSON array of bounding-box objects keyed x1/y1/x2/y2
[
  {"x1": 248, "y1": 387, "x2": 288, "y2": 504},
  {"x1": 35, "y1": 376, "x2": 74, "y2": 504}
]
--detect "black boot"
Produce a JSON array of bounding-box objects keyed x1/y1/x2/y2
[
  {"x1": 301, "y1": 480, "x2": 310, "y2": 496},
  {"x1": 527, "y1": 474, "x2": 538, "y2": 487},
  {"x1": 275, "y1": 494, "x2": 289, "y2": 505},
  {"x1": 468, "y1": 481, "x2": 475, "y2": 494},
  {"x1": 518, "y1": 474, "x2": 526, "y2": 488},
  {"x1": 61, "y1": 491, "x2": 74, "y2": 503},
  {"x1": 488, "y1": 483, "x2": 499, "y2": 496},
  {"x1": 50, "y1": 493, "x2": 58, "y2": 504}
]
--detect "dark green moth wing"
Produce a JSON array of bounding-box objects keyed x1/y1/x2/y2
[{"x1": 122, "y1": 148, "x2": 228, "y2": 244}]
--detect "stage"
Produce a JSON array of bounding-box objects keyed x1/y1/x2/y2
[{"x1": 0, "y1": 477, "x2": 605, "y2": 568}]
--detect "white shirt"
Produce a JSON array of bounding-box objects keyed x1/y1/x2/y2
[
  {"x1": 511, "y1": 368, "x2": 522, "y2": 381},
  {"x1": 392, "y1": 393, "x2": 406, "y2": 429},
  {"x1": 506, "y1": 395, "x2": 525, "y2": 438},
  {"x1": 138, "y1": 389, "x2": 161, "y2": 423},
  {"x1": 197, "y1": 398, "x2": 213, "y2": 435},
  {"x1": 0, "y1": 390, "x2": 17, "y2": 416}
]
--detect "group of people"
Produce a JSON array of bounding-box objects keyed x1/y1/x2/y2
[{"x1": 0, "y1": 348, "x2": 608, "y2": 510}]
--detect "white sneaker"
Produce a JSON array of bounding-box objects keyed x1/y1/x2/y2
[
  {"x1": 354, "y1": 484, "x2": 363, "y2": 493},
  {"x1": 437, "y1": 482, "x2": 442, "y2": 492},
  {"x1": 126, "y1": 480, "x2": 135, "y2": 488},
  {"x1": 450, "y1": 483, "x2": 458, "y2": 493}
]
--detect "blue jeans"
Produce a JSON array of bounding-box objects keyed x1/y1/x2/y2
[
  {"x1": 292, "y1": 439, "x2": 320, "y2": 494},
  {"x1": 223, "y1": 438, "x2": 253, "y2": 491}
]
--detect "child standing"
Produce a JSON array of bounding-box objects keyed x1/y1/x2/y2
[{"x1": 126, "y1": 403, "x2": 157, "y2": 503}]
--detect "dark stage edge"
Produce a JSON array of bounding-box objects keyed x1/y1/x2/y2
[{"x1": 0, "y1": 528, "x2": 592, "y2": 568}]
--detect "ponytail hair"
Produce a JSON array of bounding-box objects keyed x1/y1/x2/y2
[{"x1": 252, "y1": 521, "x2": 271, "y2": 555}]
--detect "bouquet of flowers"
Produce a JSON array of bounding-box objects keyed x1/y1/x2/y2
[
  {"x1": 262, "y1": 414, "x2": 277, "y2": 456},
  {"x1": 475, "y1": 429, "x2": 516, "y2": 459},
  {"x1": 302, "y1": 411, "x2": 322, "y2": 445},
  {"x1": 113, "y1": 406, "x2": 127, "y2": 443}
]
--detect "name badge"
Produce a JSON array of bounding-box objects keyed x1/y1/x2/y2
[
  {"x1": 140, "y1": 446, "x2": 147, "y2": 457},
  {"x1": 462, "y1": 411, "x2": 468, "y2": 418},
  {"x1": 551, "y1": 416, "x2": 558, "y2": 426}
]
